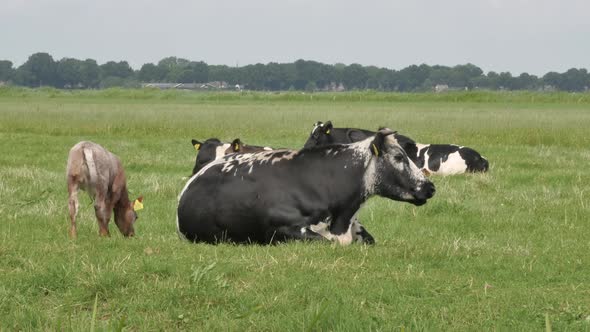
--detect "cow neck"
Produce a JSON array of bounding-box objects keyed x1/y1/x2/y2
[
  {"x1": 113, "y1": 185, "x2": 130, "y2": 220},
  {"x1": 298, "y1": 145, "x2": 372, "y2": 205}
]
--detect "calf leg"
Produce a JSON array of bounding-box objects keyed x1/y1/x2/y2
[
  {"x1": 94, "y1": 196, "x2": 112, "y2": 237},
  {"x1": 67, "y1": 181, "x2": 79, "y2": 239}
]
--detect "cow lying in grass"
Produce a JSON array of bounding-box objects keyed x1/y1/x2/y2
[
  {"x1": 305, "y1": 121, "x2": 489, "y2": 175},
  {"x1": 190, "y1": 138, "x2": 272, "y2": 175},
  {"x1": 177, "y1": 128, "x2": 435, "y2": 245},
  {"x1": 66, "y1": 141, "x2": 143, "y2": 238},
  {"x1": 190, "y1": 136, "x2": 377, "y2": 243}
]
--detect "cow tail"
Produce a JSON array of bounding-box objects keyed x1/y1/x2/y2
[
  {"x1": 83, "y1": 148, "x2": 98, "y2": 187},
  {"x1": 66, "y1": 147, "x2": 83, "y2": 179}
]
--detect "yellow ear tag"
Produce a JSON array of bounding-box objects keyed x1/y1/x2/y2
[
  {"x1": 234, "y1": 143, "x2": 240, "y2": 151},
  {"x1": 371, "y1": 144, "x2": 379, "y2": 157},
  {"x1": 133, "y1": 199, "x2": 144, "y2": 211},
  {"x1": 193, "y1": 143, "x2": 201, "y2": 151},
  {"x1": 326, "y1": 129, "x2": 330, "y2": 134}
]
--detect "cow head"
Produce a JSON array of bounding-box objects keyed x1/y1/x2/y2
[
  {"x1": 227, "y1": 138, "x2": 273, "y2": 154},
  {"x1": 465, "y1": 151, "x2": 490, "y2": 173},
  {"x1": 304, "y1": 121, "x2": 334, "y2": 148},
  {"x1": 368, "y1": 129, "x2": 435, "y2": 206},
  {"x1": 115, "y1": 195, "x2": 143, "y2": 237},
  {"x1": 228, "y1": 138, "x2": 244, "y2": 153},
  {"x1": 191, "y1": 138, "x2": 230, "y2": 175}
]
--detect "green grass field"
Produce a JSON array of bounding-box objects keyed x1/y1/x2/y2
[{"x1": 1, "y1": 89, "x2": 589, "y2": 330}]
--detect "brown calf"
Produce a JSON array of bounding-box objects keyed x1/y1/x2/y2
[{"x1": 66, "y1": 141, "x2": 142, "y2": 238}]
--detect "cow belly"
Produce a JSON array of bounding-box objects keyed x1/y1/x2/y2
[
  {"x1": 177, "y1": 177, "x2": 323, "y2": 244},
  {"x1": 177, "y1": 185, "x2": 266, "y2": 243},
  {"x1": 431, "y1": 151, "x2": 467, "y2": 175}
]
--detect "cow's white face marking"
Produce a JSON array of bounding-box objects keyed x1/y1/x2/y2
[
  {"x1": 215, "y1": 143, "x2": 231, "y2": 159},
  {"x1": 386, "y1": 141, "x2": 425, "y2": 185},
  {"x1": 359, "y1": 134, "x2": 429, "y2": 199},
  {"x1": 310, "y1": 122, "x2": 323, "y2": 136}
]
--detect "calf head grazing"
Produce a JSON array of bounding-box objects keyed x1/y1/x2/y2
[{"x1": 66, "y1": 141, "x2": 143, "y2": 238}]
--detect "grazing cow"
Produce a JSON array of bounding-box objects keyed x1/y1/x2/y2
[
  {"x1": 177, "y1": 128, "x2": 435, "y2": 245},
  {"x1": 191, "y1": 138, "x2": 273, "y2": 175},
  {"x1": 304, "y1": 121, "x2": 489, "y2": 175},
  {"x1": 66, "y1": 141, "x2": 143, "y2": 238}
]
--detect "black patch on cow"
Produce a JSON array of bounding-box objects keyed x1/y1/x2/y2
[
  {"x1": 393, "y1": 134, "x2": 418, "y2": 165},
  {"x1": 424, "y1": 145, "x2": 461, "y2": 172},
  {"x1": 347, "y1": 129, "x2": 371, "y2": 142},
  {"x1": 459, "y1": 147, "x2": 489, "y2": 172},
  {"x1": 356, "y1": 226, "x2": 375, "y2": 244}
]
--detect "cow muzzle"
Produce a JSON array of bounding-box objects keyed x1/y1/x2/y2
[{"x1": 411, "y1": 180, "x2": 436, "y2": 206}]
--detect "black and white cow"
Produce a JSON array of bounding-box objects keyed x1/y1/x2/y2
[
  {"x1": 191, "y1": 137, "x2": 376, "y2": 243},
  {"x1": 191, "y1": 138, "x2": 230, "y2": 175},
  {"x1": 190, "y1": 138, "x2": 272, "y2": 175},
  {"x1": 177, "y1": 128, "x2": 435, "y2": 245},
  {"x1": 304, "y1": 121, "x2": 489, "y2": 175}
]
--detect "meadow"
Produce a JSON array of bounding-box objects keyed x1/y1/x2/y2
[{"x1": 0, "y1": 88, "x2": 589, "y2": 331}]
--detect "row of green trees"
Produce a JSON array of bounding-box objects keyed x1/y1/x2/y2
[{"x1": 1, "y1": 52, "x2": 589, "y2": 92}]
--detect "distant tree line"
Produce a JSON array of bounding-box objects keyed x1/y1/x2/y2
[{"x1": 0, "y1": 52, "x2": 589, "y2": 92}]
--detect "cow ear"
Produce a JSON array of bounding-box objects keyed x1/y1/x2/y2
[
  {"x1": 231, "y1": 138, "x2": 242, "y2": 152},
  {"x1": 324, "y1": 121, "x2": 333, "y2": 134},
  {"x1": 370, "y1": 129, "x2": 396, "y2": 157},
  {"x1": 133, "y1": 196, "x2": 144, "y2": 211},
  {"x1": 192, "y1": 139, "x2": 202, "y2": 151}
]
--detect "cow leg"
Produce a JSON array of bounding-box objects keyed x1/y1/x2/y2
[
  {"x1": 94, "y1": 196, "x2": 111, "y2": 237},
  {"x1": 268, "y1": 225, "x2": 328, "y2": 244},
  {"x1": 326, "y1": 208, "x2": 367, "y2": 246},
  {"x1": 350, "y1": 216, "x2": 375, "y2": 245},
  {"x1": 67, "y1": 180, "x2": 79, "y2": 239}
]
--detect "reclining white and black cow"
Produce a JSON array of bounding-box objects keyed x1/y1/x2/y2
[
  {"x1": 177, "y1": 128, "x2": 435, "y2": 245},
  {"x1": 304, "y1": 121, "x2": 489, "y2": 175}
]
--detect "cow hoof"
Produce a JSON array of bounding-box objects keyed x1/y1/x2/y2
[{"x1": 361, "y1": 235, "x2": 375, "y2": 245}]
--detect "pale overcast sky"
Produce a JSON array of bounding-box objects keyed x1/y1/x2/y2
[{"x1": 1, "y1": 0, "x2": 588, "y2": 75}]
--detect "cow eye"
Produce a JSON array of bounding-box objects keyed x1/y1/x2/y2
[{"x1": 394, "y1": 154, "x2": 404, "y2": 162}]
